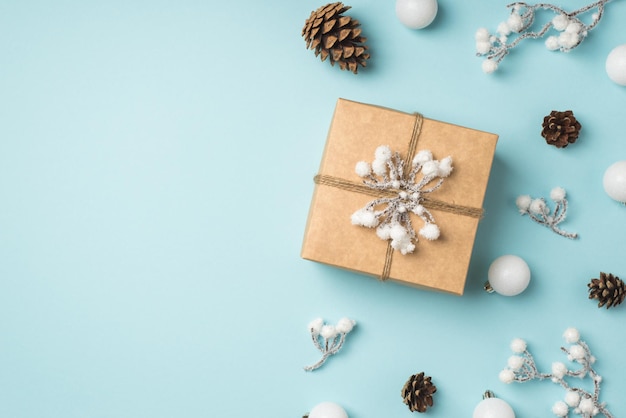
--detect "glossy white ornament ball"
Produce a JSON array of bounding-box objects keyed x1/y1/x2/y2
[
  {"x1": 606, "y1": 44, "x2": 626, "y2": 86},
  {"x1": 473, "y1": 398, "x2": 516, "y2": 418},
  {"x1": 308, "y1": 402, "x2": 348, "y2": 418},
  {"x1": 603, "y1": 161, "x2": 626, "y2": 203},
  {"x1": 487, "y1": 255, "x2": 531, "y2": 296},
  {"x1": 395, "y1": 0, "x2": 438, "y2": 29}
]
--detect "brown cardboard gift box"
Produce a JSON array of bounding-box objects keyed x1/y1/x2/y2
[{"x1": 301, "y1": 98, "x2": 499, "y2": 295}]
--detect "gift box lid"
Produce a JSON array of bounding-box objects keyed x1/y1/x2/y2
[{"x1": 302, "y1": 98, "x2": 498, "y2": 295}]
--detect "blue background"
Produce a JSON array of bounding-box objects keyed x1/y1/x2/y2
[{"x1": 1, "y1": 1, "x2": 626, "y2": 417}]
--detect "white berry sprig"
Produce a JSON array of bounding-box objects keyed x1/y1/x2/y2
[
  {"x1": 516, "y1": 187, "x2": 578, "y2": 239},
  {"x1": 476, "y1": 0, "x2": 612, "y2": 73},
  {"x1": 351, "y1": 146, "x2": 453, "y2": 255},
  {"x1": 304, "y1": 317, "x2": 356, "y2": 372},
  {"x1": 500, "y1": 328, "x2": 613, "y2": 418}
]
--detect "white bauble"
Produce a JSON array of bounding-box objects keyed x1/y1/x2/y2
[
  {"x1": 603, "y1": 160, "x2": 626, "y2": 202},
  {"x1": 487, "y1": 255, "x2": 531, "y2": 296},
  {"x1": 395, "y1": 0, "x2": 438, "y2": 29},
  {"x1": 473, "y1": 398, "x2": 516, "y2": 418},
  {"x1": 308, "y1": 402, "x2": 348, "y2": 418},
  {"x1": 606, "y1": 44, "x2": 626, "y2": 86}
]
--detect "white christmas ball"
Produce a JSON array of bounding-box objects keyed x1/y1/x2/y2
[
  {"x1": 473, "y1": 398, "x2": 516, "y2": 418},
  {"x1": 603, "y1": 160, "x2": 626, "y2": 202},
  {"x1": 308, "y1": 402, "x2": 348, "y2": 418},
  {"x1": 395, "y1": 0, "x2": 438, "y2": 29},
  {"x1": 606, "y1": 44, "x2": 626, "y2": 86},
  {"x1": 487, "y1": 255, "x2": 531, "y2": 296}
]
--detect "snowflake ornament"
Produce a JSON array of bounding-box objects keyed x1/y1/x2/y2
[
  {"x1": 351, "y1": 146, "x2": 452, "y2": 255},
  {"x1": 476, "y1": 0, "x2": 612, "y2": 73},
  {"x1": 500, "y1": 328, "x2": 613, "y2": 418}
]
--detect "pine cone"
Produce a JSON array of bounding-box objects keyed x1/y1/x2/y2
[
  {"x1": 588, "y1": 272, "x2": 626, "y2": 309},
  {"x1": 541, "y1": 110, "x2": 581, "y2": 148},
  {"x1": 302, "y1": 2, "x2": 370, "y2": 74},
  {"x1": 401, "y1": 372, "x2": 437, "y2": 413}
]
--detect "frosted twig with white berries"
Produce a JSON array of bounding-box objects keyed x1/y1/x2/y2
[
  {"x1": 499, "y1": 328, "x2": 612, "y2": 418},
  {"x1": 516, "y1": 187, "x2": 578, "y2": 239},
  {"x1": 351, "y1": 146, "x2": 453, "y2": 255},
  {"x1": 304, "y1": 317, "x2": 356, "y2": 372},
  {"x1": 476, "y1": 0, "x2": 612, "y2": 73}
]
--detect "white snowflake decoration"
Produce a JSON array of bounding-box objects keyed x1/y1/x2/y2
[
  {"x1": 476, "y1": 0, "x2": 611, "y2": 73},
  {"x1": 500, "y1": 328, "x2": 613, "y2": 418},
  {"x1": 351, "y1": 146, "x2": 452, "y2": 255}
]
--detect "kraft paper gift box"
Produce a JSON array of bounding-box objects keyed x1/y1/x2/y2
[{"x1": 301, "y1": 98, "x2": 498, "y2": 295}]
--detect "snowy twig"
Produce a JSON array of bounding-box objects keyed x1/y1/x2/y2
[
  {"x1": 476, "y1": 0, "x2": 612, "y2": 73},
  {"x1": 499, "y1": 328, "x2": 613, "y2": 418},
  {"x1": 304, "y1": 318, "x2": 356, "y2": 371},
  {"x1": 516, "y1": 187, "x2": 578, "y2": 239}
]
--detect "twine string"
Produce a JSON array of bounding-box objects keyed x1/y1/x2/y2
[
  {"x1": 405, "y1": 112, "x2": 423, "y2": 172},
  {"x1": 313, "y1": 174, "x2": 484, "y2": 219}
]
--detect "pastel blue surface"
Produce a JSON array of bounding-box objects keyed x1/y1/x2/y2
[{"x1": 1, "y1": 1, "x2": 626, "y2": 417}]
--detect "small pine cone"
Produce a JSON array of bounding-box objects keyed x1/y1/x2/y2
[
  {"x1": 401, "y1": 372, "x2": 437, "y2": 413},
  {"x1": 301, "y1": 2, "x2": 370, "y2": 74},
  {"x1": 588, "y1": 272, "x2": 626, "y2": 309},
  {"x1": 541, "y1": 110, "x2": 581, "y2": 148}
]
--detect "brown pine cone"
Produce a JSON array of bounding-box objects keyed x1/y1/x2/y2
[
  {"x1": 301, "y1": 2, "x2": 370, "y2": 74},
  {"x1": 588, "y1": 272, "x2": 626, "y2": 309},
  {"x1": 541, "y1": 110, "x2": 581, "y2": 148},
  {"x1": 401, "y1": 372, "x2": 437, "y2": 413}
]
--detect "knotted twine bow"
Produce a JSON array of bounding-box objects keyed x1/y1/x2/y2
[{"x1": 314, "y1": 113, "x2": 484, "y2": 281}]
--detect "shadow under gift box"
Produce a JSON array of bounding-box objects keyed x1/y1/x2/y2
[{"x1": 301, "y1": 98, "x2": 498, "y2": 296}]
